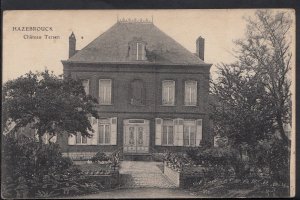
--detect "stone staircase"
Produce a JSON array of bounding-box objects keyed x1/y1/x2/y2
[{"x1": 119, "y1": 161, "x2": 177, "y2": 189}]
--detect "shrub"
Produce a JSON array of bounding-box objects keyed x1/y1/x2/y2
[{"x1": 91, "y1": 152, "x2": 109, "y2": 163}]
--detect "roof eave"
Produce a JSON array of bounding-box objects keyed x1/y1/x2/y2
[{"x1": 61, "y1": 60, "x2": 212, "y2": 67}]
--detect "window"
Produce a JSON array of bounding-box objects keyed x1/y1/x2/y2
[
  {"x1": 82, "y1": 79, "x2": 89, "y2": 95},
  {"x1": 136, "y1": 42, "x2": 146, "y2": 60},
  {"x1": 130, "y1": 79, "x2": 145, "y2": 105},
  {"x1": 185, "y1": 81, "x2": 197, "y2": 106},
  {"x1": 162, "y1": 80, "x2": 175, "y2": 105},
  {"x1": 183, "y1": 120, "x2": 196, "y2": 146},
  {"x1": 99, "y1": 119, "x2": 111, "y2": 144},
  {"x1": 99, "y1": 79, "x2": 112, "y2": 105},
  {"x1": 76, "y1": 132, "x2": 87, "y2": 144},
  {"x1": 162, "y1": 120, "x2": 174, "y2": 145}
]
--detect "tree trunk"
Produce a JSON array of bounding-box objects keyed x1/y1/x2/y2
[{"x1": 276, "y1": 116, "x2": 290, "y2": 146}]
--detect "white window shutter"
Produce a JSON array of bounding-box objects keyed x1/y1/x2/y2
[
  {"x1": 155, "y1": 118, "x2": 163, "y2": 145},
  {"x1": 87, "y1": 117, "x2": 98, "y2": 145},
  {"x1": 68, "y1": 133, "x2": 76, "y2": 145},
  {"x1": 175, "y1": 118, "x2": 184, "y2": 146},
  {"x1": 196, "y1": 119, "x2": 203, "y2": 146},
  {"x1": 91, "y1": 118, "x2": 98, "y2": 145},
  {"x1": 110, "y1": 117, "x2": 117, "y2": 145}
]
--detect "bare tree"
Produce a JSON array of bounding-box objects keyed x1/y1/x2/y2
[{"x1": 235, "y1": 10, "x2": 293, "y2": 145}]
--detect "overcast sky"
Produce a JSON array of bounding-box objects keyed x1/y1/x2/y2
[{"x1": 3, "y1": 9, "x2": 295, "y2": 83}]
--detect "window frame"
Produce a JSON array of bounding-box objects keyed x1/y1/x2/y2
[
  {"x1": 184, "y1": 80, "x2": 197, "y2": 106},
  {"x1": 98, "y1": 79, "x2": 112, "y2": 105},
  {"x1": 162, "y1": 120, "x2": 174, "y2": 146},
  {"x1": 136, "y1": 42, "x2": 146, "y2": 61},
  {"x1": 183, "y1": 120, "x2": 197, "y2": 147},
  {"x1": 98, "y1": 119, "x2": 111, "y2": 145},
  {"x1": 162, "y1": 80, "x2": 176, "y2": 106},
  {"x1": 75, "y1": 132, "x2": 88, "y2": 145}
]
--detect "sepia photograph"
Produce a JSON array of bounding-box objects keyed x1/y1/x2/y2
[{"x1": 2, "y1": 9, "x2": 296, "y2": 198}]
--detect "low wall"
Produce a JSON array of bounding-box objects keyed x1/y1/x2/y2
[
  {"x1": 163, "y1": 162, "x2": 204, "y2": 188},
  {"x1": 164, "y1": 162, "x2": 181, "y2": 187}
]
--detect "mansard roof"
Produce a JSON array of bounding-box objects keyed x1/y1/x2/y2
[{"x1": 66, "y1": 21, "x2": 207, "y2": 65}]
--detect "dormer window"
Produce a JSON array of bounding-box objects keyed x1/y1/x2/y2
[
  {"x1": 128, "y1": 38, "x2": 147, "y2": 61},
  {"x1": 136, "y1": 42, "x2": 146, "y2": 60}
]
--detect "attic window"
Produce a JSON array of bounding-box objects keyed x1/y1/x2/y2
[
  {"x1": 129, "y1": 39, "x2": 147, "y2": 61},
  {"x1": 136, "y1": 42, "x2": 146, "y2": 60}
]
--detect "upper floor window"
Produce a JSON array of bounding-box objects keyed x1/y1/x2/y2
[
  {"x1": 185, "y1": 80, "x2": 197, "y2": 106},
  {"x1": 162, "y1": 80, "x2": 175, "y2": 106},
  {"x1": 130, "y1": 79, "x2": 145, "y2": 105},
  {"x1": 82, "y1": 79, "x2": 89, "y2": 95},
  {"x1": 99, "y1": 79, "x2": 112, "y2": 105}
]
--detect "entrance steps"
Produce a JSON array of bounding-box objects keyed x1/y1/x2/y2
[
  {"x1": 122, "y1": 153, "x2": 152, "y2": 161},
  {"x1": 119, "y1": 161, "x2": 177, "y2": 189}
]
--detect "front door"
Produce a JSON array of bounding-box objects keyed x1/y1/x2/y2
[{"x1": 123, "y1": 119, "x2": 149, "y2": 153}]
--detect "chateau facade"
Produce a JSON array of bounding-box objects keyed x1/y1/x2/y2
[{"x1": 58, "y1": 20, "x2": 212, "y2": 160}]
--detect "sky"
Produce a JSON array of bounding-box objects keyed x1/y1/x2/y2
[{"x1": 3, "y1": 9, "x2": 295, "y2": 83}]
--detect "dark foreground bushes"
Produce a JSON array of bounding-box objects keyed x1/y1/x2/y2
[
  {"x1": 1, "y1": 133, "x2": 115, "y2": 198},
  {"x1": 185, "y1": 138, "x2": 290, "y2": 197}
]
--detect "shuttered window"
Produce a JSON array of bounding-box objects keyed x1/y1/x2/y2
[
  {"x1": 162, "y1": 120, "x2": 174, "y2": 145},
  {"x1": 162, "y1": 80, "x2": 175, "y2": 105},
  {"x1": 183, "y1": 120, "x2": 196, "y2": 146},
  {"x1": 99, "y1": 119, "x2": 111, "y2": 144},
  {"x1": 99, "y1": 79, "x2": 112, "y2": 105},
  {"x1": 82, "y1": 79, "x2": 89, "y2": 95},
  {"x1": 185, "y1": 81, "x2": 197, "y2": 106}
]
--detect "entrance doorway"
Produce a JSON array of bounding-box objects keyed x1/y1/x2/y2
[{"x1": 123, "y1": 119, "x2": 150, "y2": 154}]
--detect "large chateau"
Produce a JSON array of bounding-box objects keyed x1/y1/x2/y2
[{"x1": 58, "y1": 19, "x2": 212, "y2": 160}]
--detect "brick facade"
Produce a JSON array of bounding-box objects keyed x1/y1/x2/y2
[{"x1": 60, "y1": 21, "x2": 212, "y2": 158}]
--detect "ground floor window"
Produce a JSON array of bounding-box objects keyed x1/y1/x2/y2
[
  {"x1": 162, "y1": 120, "x2": 174, "y2": 145},
  {"x1": 76, "y1": 132, "x2": 87, "y2": 144},
  {"x1": 183, "y1": 120, "x2": 196, "y2": 146},
  {"x1": 99, "y1": 119, "x2": 111, "y2": 144}
]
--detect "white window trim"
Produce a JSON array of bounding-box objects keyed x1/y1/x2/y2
[
  {"x1": 99, "y1": 79, "x2": 112, "y2": 105},
  {"x1": 184, "y1": 80, "x2": 197, "y2": 106},
  {"x1": 136, "y1": 42, "x2": 145, "y2": 61},
  {"x1": 76, "y1": 133, "x2": 88, "y2": 145},
  {"x1": 162, "y1": 125, "x2": 174, "y2": 146},
  {"x1": 162, "y1": 80, "x2": 175, "y2": 106},
  {"x1": 99, "y1": 123, "x2": 111, "y2": 145},
  {"x1": 184, "y1": 120, "x2": 196, "y2": 147}
]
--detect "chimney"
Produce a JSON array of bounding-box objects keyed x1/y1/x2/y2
[
  {"x1": 69, "y1": 32, "x2": 76, "y2": 58},
  {"x1": 196, "y1": 36, "x2": 205, "y2": 61}
]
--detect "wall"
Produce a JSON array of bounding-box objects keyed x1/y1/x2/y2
[{"x1": 59, "y1": 62, "x2": 212, "y2": 154}]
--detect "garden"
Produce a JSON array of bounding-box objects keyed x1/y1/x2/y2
[
  {"x1": 1, "y1": 133, "x2": 121, "y2": 199},
  {"x1": 162, "y1": 139, "x2": 290, "y2": 198}
]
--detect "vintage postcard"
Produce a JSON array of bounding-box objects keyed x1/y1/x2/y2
[{"x1": 2, "y1": 9, "x2": 296, "y2": 198}]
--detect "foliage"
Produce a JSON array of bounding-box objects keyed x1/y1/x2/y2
[
  {"x1": 235, "y1": 10, "x2": 292, "y2": 144},
  {"x1": 1, "y1": 133, "x2": 116, "y2": 198},
  {"x1": 186, "y1": 140, "x2": 289, "y2": 197},
  {"x1": 2, "y1": 70, "x2": 99, "y2": 142},
  {"x1": 211, "y1": 64, "x2": 275, "y2": 148},
  {"x1": 91, "y1": 152, "x2": 110, "y2": 163}
]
